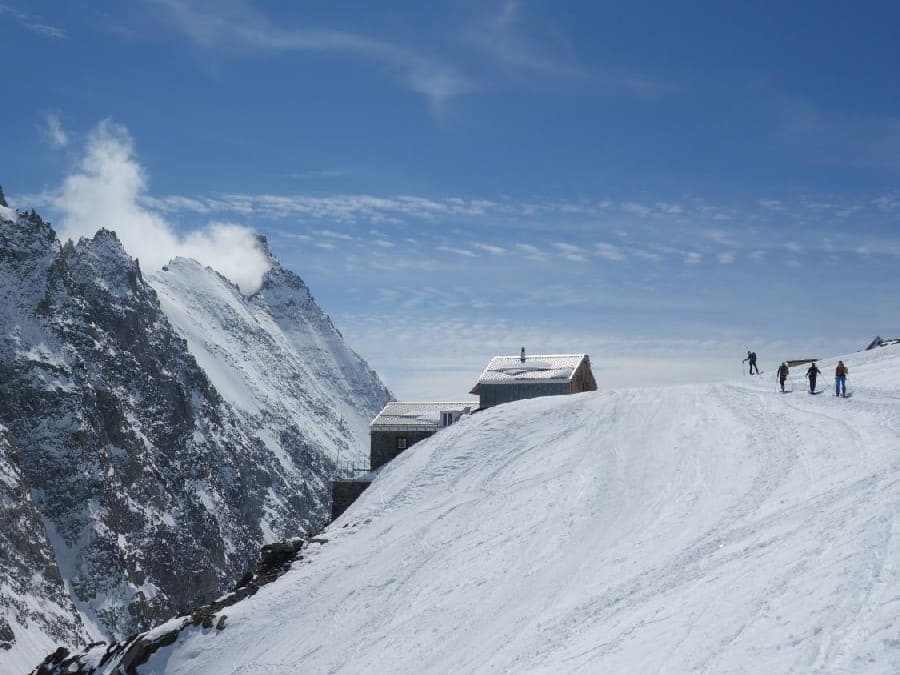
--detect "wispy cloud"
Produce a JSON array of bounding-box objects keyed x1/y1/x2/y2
[
  {"x1": 515, "y1": 242, "x2": 546, "y2": 260},
  {"x1": 684, "y1": 252, "x2": 703, "y2": 265},
  {"x1": 43, "y1": 113, "x2": 68, "y2": 148},
  {"x1": 553, "y1": 242, "x2": 588, "y2": 262},
  {"x1": 778, "y1": 97, "x2": 900, "y2": 171},
  {"x1": 0, "y1": 3, "x2": 64, "y2": 38},
  {"x1": 287, "y1": 169, "x2": 349, "y2": 180},
  {"x1": 472, "y1": 242, "x2": 507, "y2": 256},
  {"x1": 873, "y1": 194, "x2": 899, "y2": 211},
  {"x1": 594, "y1": 242, "x2": 625, "y2": 261},
  {"x1": 20, "y1": 172, "x2": 892, "y2": 277},
  {"x1": 151, "y1": 0, "x2": 472, "y2": 113},
  {"x1": 437, "y1": 245, "x2": 477, "y2": 257},
  {"x1": 621, "y1": 201, "x2": 653, "y2": 217},
  {"x1": 314, "y1": 229, "x2": 355, "y2": 241},
  {"x1": 144, "y1": 192, "x2": 506, "y2": 224},
  {"x1": 717, "y1": 252, "x2": 735, "y2": 264},
  {"x1": 629, "y1": 247, "x2": 663, "y2": 262},
  {"x1": 465, "y1": 0, "x2": 667, "y2": 96}
]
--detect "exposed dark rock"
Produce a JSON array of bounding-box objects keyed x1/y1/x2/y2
[
  {"x1": 0, "y1": 618, "x2": 15, "y2": 650},
  {"x1": 0, "y1": 426, "x2": 89, "y2": 661},
  {"x1": 32, "y1": 536, "x2": 312, "y2": 674}
]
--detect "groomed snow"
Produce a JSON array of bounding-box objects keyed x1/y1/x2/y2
[{"x1": 145, "y1": 346, "x2": 900, "y2": 673}]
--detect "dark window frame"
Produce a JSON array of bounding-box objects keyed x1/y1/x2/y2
[{"x1": 396, "y1": 436, "x2": 408, "y2": 450}]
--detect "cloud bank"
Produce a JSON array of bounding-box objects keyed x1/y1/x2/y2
[{"x1": 54, "y1": 121, "x2": 271, "y2": 293}]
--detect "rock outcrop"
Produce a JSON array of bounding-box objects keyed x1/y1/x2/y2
[
  {"x1": 0, "y1": 425, "x2": 90, "y2": 671},
  {"x1": 31, "y1": 536, "x2": 313, "y2": 675}
]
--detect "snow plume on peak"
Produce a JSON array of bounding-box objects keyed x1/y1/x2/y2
[{"x1": 53, "y1": 120, "x2": 271, "y2": 294}]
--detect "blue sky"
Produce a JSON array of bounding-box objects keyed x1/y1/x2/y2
[{"x1": 2, "y1": 0, "x2": 900, "y2": 398}]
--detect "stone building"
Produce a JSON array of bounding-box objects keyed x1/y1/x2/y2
[
  {"x1": 469, "y1": 350, "x2": 597, "y2": 409},
  {"x1": 369, "y1": 401, "x2": 473, "y2": 469}
]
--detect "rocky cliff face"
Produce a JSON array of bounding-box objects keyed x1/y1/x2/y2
[
  {"x1": 0, "y1": 424, "x2": 91, "y2": 673},
  {"x1": 0, "y1": 203, "x2": 391, "y2": 669}
]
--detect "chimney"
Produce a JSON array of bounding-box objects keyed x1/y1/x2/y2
[{"x1": 520, "y1": 346, "x2": 526, "y2": 363}]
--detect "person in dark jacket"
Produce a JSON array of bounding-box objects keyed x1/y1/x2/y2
[
  {"x1": 777, "y1": 362, "x2": 789, "y2": 392},
  {"x1": 835, "y1": 360, "x2": 849, "y2": 397},
  {"x1": 806, "y1": 362, "x2": 822, "y2": 393},
  {"x1": 743, "y1": 350, "x2": 759, "y2": 375}
]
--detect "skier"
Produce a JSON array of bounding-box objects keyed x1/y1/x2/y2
[
  {"x1": 743, "y1": 350, "x2": 759, "y2": 375},
  {"x1": 806, "y1": 361, "x2": 822, "y2": 394},
  {"x1": 777, "y1": 362, "x2": 789, "y2": 392},
  {"x1": 835, "y1": 360, "x2": 849, "y2": 397}
]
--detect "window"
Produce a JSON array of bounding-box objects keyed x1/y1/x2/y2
[
  {"x1": 441, "y1": 412, "x2": 454, "y2": 427},
  {"x1": 396, "y1": 437, "x2": 408, "y2": 450}
]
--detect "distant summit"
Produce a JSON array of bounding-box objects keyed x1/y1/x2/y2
[{"x1": 865, "y1": 335, "x2": 900, "y2": 350}]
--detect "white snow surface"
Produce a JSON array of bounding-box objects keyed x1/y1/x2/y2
[
  {"x1": 141, "y1": 345, "x2": 900, "y2": 674},
  {"x1": 148, "y1": 257, "x2": 390, "y2": 467}
]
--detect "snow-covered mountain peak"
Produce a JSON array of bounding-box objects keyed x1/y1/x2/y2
[
  {"x1": 149, "y1": 248, "x2": 391, "y2": 465},
  {"x1": 0, "y1": 209, "x2": 58, "y2": 258},
  {"x1": 1, "y1": 204, "x2": 391, "y2": 671},
  {"x1": 0, "y1": 211, "x2": 62, "y2": 342},
  {"x1": 252, "y1": 261, "x2": 315, "y2": 320},
  {"x1": 62, "y1": 228, "x2": 142, "y2": 301}
]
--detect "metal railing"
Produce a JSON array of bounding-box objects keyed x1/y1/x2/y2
[{"x1": 334, "y1": 459, "x2": 374, "y2": 482}]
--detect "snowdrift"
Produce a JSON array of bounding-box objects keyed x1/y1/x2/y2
[{"x1": 90, "y1": 346, "x2": 900, "y2": 672}]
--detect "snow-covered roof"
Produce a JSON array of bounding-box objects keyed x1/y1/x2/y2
[
  {"x1": 471, "y1": 354, "x2": 589, "y2": 392},
  {"x1": 371, "y1": 402, "x2": 475, "y2": 429}
]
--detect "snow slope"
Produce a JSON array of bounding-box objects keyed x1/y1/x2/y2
[
  {"x1": 148, "y1": 252, "x2": 390, "y2": 469},
  {"x1": 139, "y1": 344, "x2": 900, "y2": 674}
]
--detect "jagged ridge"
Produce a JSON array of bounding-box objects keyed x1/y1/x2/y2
[{"x1": 0, "y1": 203, "x2": 391, "y2": 670}]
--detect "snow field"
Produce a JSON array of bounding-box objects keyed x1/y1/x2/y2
[
  {"x1": 149, "y1": 258, "x2": 387, "y2": 468},
  {"x1": 144, "y1": 346, "x2": 900, "y2": 673}
]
